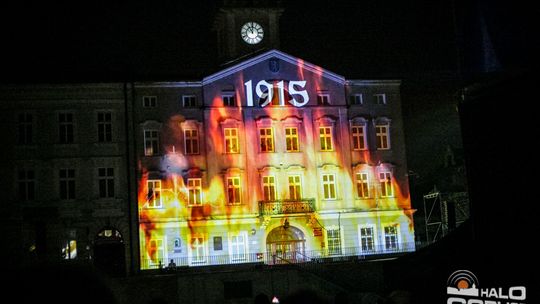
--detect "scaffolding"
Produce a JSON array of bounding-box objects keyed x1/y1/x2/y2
[{"x1": 423, "y1": 187, "x2": 469, "y2": 244}]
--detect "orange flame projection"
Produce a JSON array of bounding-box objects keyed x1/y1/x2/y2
[{"x1": 137, "y1": 60, "x2": 415, "y2": 268}]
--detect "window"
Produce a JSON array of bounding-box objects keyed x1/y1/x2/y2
[
  {"x1": 374, "y1": 94, "x2": 386, "y2": 105},
  {"x1": 351, "y1": 125, "x2": 366, "y2": 150},
  {"x1": 356, "y1": 173, "x2": 369, "y2": 198},
  {"x1": 62, "y1": 240, "x2": 77, "y2": 260},
  {"x1": 97, "y1": 112, "x2": 112, "y2": 142},
  {"x1": 322, "y1": 174, "x2": 337, "y2": 200},
  {"x1": 288, "y1": 175, "x2": 302, "y2": 200},
  {"x1": 359, "y1": 226, "x2": 375, "y2": 252},
  {"x1": 149, "y1": 239, "x2": 164, "y2": 265},
  {"x1": 59, "y1": 169, "x2": 75, "y2": 200},
  {"x1": 174, "y1": 238, "x2": 182, "y2": 252},
  {"x1": 227, "y1": 177, "x2": 241, "y2": 204},
  {"x1": 327, "y1": 229, "x2": 342, "y2": 255},
  {"x1": 349, "y1": 94, "x2": 363, "y2": 105},
  {"x1": 317, "y1": 94, "x2": 330, "y2": 105},
  {"x1": 379, "y1": 172, "x2": 394, "y2": 197},
  {"x1": 190, "y1": 235, "x2": 206, "y2": 264},
  {"x1": 375, "y1": 124, "x2": 390, "y2": 150},
  {"x1": 144, "y1": 130, "x2": 160, "y2": 156},
  {"x1": 223, "y1": 95, "x2": 236, "y2": 107},
  {"x1": 187, "y1": 178, "x2": 202, "y2": 206},
  {"x1": 285, "y1": 127, "x2": 299, "y2": 152},
  {"x1": 147, "y1": 180, "x2": 162, "y2": 208},
  {"x1": 384, "y1": 225, "x2": 399, "y2": 250},
  {"x1": 183, "y1": 95, "x2": 197, "y2": 107},
  {"x1": 213, "y1": 236, "x2": 223, "y2": 251},
  {"x1": 259, "y1": 128, "x2": 274, "y2": 152},
  {"x1": 184, "y1": 129, "x2": 199, "y2": 155},
  {"x1": 18, "y1": 113, "x2": 33, "y2": 144},
  {"x1": 224, "y1": 128, "x2": 239, "y2": 153},
  {"x1": 98, "y1": 168, "x2": 115, "y2": 198},
  {"x1": 58, "y1": 113, "x2": 74, "y2": 143},
  {"x1": 229, "y1": 232, "x2": 247, "y2": 261},
  {"x1": 143, "y1": 96, "x2": 157, "y2": 108},
  {"x1": 319, "y1": 127, "x2": 333, "y2": 151},
  {"x1": 18, "y1": 169, "x2": 35, "y2": 201},
  {"x1": 262, "y1": 176, "x2": 276, "y2": 201}
]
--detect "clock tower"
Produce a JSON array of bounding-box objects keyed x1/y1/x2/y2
[{"x1": 214, "y1": 0, "x2": 283, "y2": 62}]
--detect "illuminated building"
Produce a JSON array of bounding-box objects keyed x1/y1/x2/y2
[
  {"x1": 1, "y1": 1, "x2": 415, "y2": 274},
  {"x1": 136, "y1": 49, "x2": 415, "y2": 269}
]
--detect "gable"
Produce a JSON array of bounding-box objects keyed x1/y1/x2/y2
[{"x1": 202, "y1": 49, "x2": 345, "y2": 85}]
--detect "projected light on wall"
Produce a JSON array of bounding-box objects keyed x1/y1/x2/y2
[{"x1": 137, "y1": 50, "x2": 415, "y2": 269}]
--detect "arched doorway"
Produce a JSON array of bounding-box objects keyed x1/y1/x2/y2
[
  {"x1": 266, "y1": 225, "x2": 305, "y2": 264},
  {"x1": 94, "y1": 228, "x2": 125, "y2": 276}
]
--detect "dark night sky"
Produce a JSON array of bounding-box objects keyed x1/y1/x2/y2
[{"x1": 1, "y1": 0, "x2": 470, "y2": 82}]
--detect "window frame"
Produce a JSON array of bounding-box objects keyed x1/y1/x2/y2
[
  {"x1": 358, "y1": 224, "x2": 377, "y2": 253},
  {"x1": 187, "y1": 178, "x2": 203, "y2": 206},
  {"x1": 224, "y1": 128, "x2": 239, "y2": 154},
  {"x1": 379, "y1": 172, "x2": 394, "y2": 198},
  {"x1": 375, "y1": 124, "x2": 390, "y2": 150},
  {"x1": 182, "y1": 95, "x2": 197, "y2": 108},
  {"x1": 227, "y1": 176, "x2": 242, "y2": 205},
  {"x1": 351, "y1": 125, "x2": 367, "y2": 150},
  {"x1": 319, "y1": 126, "x2": 334, "y2": 151},
  {"x1": 144, "y1": 129, "x2": 160, "y2": 156},
  {"x1": 58, "y1": 112, "x2": 74, "y2": 144},
  {"x1": 321, "y1": 173, "x2": 337, "y2": 200},
  {"x1": 184, "y1": 129, "x2": 199, "y2": 155},
  {"x1": 355, "y1": 172, "x2": 370, "y2": 199},
  {"x1": 288, "y1": 175, "x2": 302, "y2": 200},
  {"x1": 97, "y1": 111, "x2": 113, "y2": 143},
  {"x1": 142, "y1": 96, "x2": 158, "y2": 108},
  {"x1": 98, "y1": 167, "x2": 115, "y2": 198},
  {"x1": 59, "y1": 168, "x2": 76, "y2": 200},
  {"x1": 259, "y1": 127, "x2": 275, "y2": 153},
  {"x1": 147, "y1": 179, "x2": 162, "y2": 208}
]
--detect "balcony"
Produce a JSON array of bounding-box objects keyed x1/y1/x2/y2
[{"x1": 258, "y1": 199, "x2": 315, "y2": 216}]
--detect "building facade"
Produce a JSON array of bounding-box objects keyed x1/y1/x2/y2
[
  {"x1": 135, "y1": 50, "x2": 415, "y2": 269},
  {"x1": 2, "y1": 49, "x2": 415, "y2": 273}
]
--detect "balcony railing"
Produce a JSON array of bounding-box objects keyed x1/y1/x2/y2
[
  {"x1": 140, "y1": 242, "x2": 418, "y2": 270},
  {"x1": 258, "y1": 198, "x2": 316, "y2": 216}
]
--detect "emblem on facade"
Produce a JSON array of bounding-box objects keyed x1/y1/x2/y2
[{"x1": 269, "y1": 58, "x2": 280, "y2": 73}]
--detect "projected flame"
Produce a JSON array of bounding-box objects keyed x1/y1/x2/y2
[{"x1": 138, "y1": 56, "x2": 415, "y2": 269}]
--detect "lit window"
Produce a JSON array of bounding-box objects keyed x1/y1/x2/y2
[
  {"x1": 262, "y1": 176, "x2": 276, "y2": 201},
  {"x1": 379, "y1": 172, "x2": 394, "y2": 197},
  {"x1": 317, "y1": 94, "x2": 330, "y2": 105},
  {"x1": 187, "y1": 178, "x2": 202, "y2": 206},
  {"x1": 18, "y1": 113, "x2": 33, "y2": 145},
  {"x1": 285, "y1": 127, "x2": 299, "y2": 152},
  {"x1": 349, "y1": 94, "x2": 363, "y2": 105},
  {"x1": 327, "y1": 229, "x2": 342, "y2": 255},
  {"x1": 356, "y1": 173, "x2": 369, "y2": 198},
  {"x1": 319, "y1": 127, "x2": 333, "y2": 151},
  {"x1": 18, "y1": 169, "x2": 35, "y2": 201},
  {"x1": 144, "y1": 130, "x2": 160, "y2": 156},
  {"x1": 190, "y1": 235, "x2": 206, "y2": 264},
  {"x1": 384, "y1": 225, "x2": 399, "y2": 250},
  {"x1": 322, "y1": 174, "x2": 337, "y2": 200},
  {"x1": 58, "y1": 113, "x2": 74, "y2": 143},
  {"x1": 359, "y1": 226, "x2": 375, "y2": 252},
  {"x1": 59, "y1": 169, "x2": 75, "y2": 200},
  {"x1": 223, "y1": 95, "x2": 236, "y2": 107},
  {"x1": 259, "y1": 128, "x2": 274, "y2": 152},
  {"x1": 148, "y1": 239, "x2": 164, "y2": 266},
  {"x1": 147, "y1": 180, "x2": 162, "y2": 208},
  {"x1": 351, "y1": 125, "x2": 366, "y2": 150},
  {"x1": 224, "y1": 128, "x2": 239, "y2": 153},
  {"x1": 98, "y1": 168, "x2": 115, "y2": 198},
  {"x1": 184, "y1": 129, "x2": 199, "y2": 155},
  {"x1": 62, "y1": 240, "x2": 77, "y2": 260},
  {"x1": 375, "y1": 124, "x2": 390, "y2": 150},
  {"x1": 374, "y1": 94, "x2": 386, "y2": 105},
  {"x1": 143, "y1": 96, "x2": 157, "y2": 108},
  {"x1": 97, "y1": 112, "x2": 112, "y2": 142},
  {"x1": 288, "y1": 175, "x2": 302, "y2": 200},
  {"x1": 227, "y1": 177, "x2": 241, "y2": 204},
  {"x1": 183, "y1": 95, "x2": 197, "y2": 107},
  {"x1": 229, "y1": 232, "x2": 248, "y2": 262}
]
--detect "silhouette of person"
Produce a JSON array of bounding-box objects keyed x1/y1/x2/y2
[{"x1": 168, "y1": 259, "x2": 176, "y2": 269}]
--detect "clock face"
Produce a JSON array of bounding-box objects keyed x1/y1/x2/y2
[{"x1": 241, "y1": 22, "x2": 264, "y2": 45}]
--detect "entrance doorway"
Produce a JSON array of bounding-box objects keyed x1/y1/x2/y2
[
  {"x1": 266, "y1": 225, "x2": 305, "y2": 264},
  {"x1": 94, "y1": 228, "x2": 125, "y2": 276}
]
